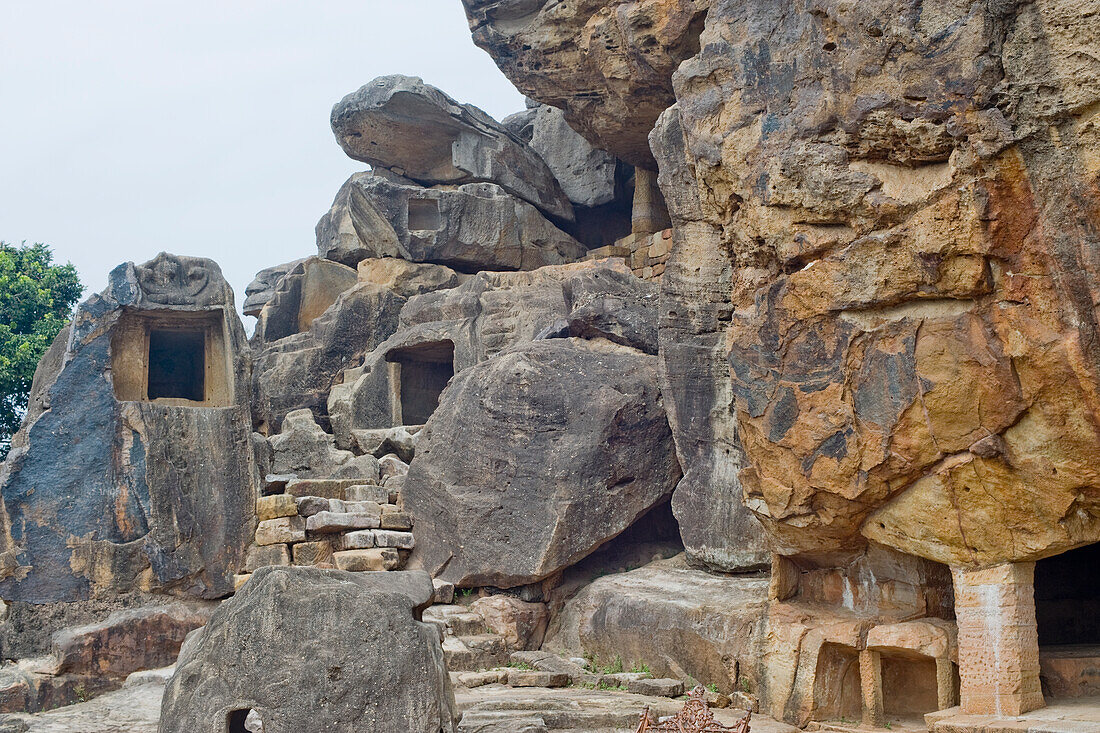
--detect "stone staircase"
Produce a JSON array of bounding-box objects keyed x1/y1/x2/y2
[{"x1": 235, "y1": 475, "x2": 414, "y2": 587}]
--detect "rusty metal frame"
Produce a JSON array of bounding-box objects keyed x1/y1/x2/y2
[{"x1": 634, "y1": 686, "x2": 751, "y2": 733}]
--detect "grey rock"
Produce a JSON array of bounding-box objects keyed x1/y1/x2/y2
[
  {"x1": 330, "y1": 75, "x2": 573, "y2": 223},
  {"x1": 316, "y1": 172, "x2": 585, "y2": 270},
  {"x1": 527, "y1": 105, "x2": 619, "y2": 208},
  {"x1": 650, "y1": 106, "x2": 769, "y2": 572},
  {"x1": 627, "y1": 678, "x2": 684, "y2": 697},
  {"x1": 356, "y1": 258, "x2": 465, "y2": 299},
  {"x1": 292, "y1": 496, "x2": 330, "y2": 518},
  {"x1": 345, "y1": 484, "x2": 389, "y2": 504},
  {"x1": 304, "y1": 511, "x2": 380, "y2": 534},
  {"x1": 405, "y1": 338, "x2": 680, "y2": 588},
  {"x1": 159, "y1": 567, "x2": 457, "y2": 733},
  {"x1": 372, "y1": 530, "x2": 415, "y2": 550},
  {"x1": 268, "y1": 409, "x2": 374, "y2": 480},
  {"x1": 250, "y1": 281, "x2": 404, "y2": 434},
  {"x1": 378, "y1": 453, "x2": 409, "y2": 480},
  {"x1": 327, "y1": 260, "x2": 657, "y2": 443},
  {"x1": 544, "y1": 556, "x2": 769, "y2": 695},
  {"x1": 350, "y1": 425, "x2": 421, "y2": 462},
  {"x1": 251, "y1": 257, "x2": 357, "y2": 344},
  {"x1": 242, "y1": 258, "x2": 307, "y2": 318},
  {"x1": 0, "y1": 253, "x2": 254, "y2": 603}
]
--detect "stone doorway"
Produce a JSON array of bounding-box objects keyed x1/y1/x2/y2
[
  {"x1": 386, "y1": 340, "x2": 455, "y2": 425},
  {"x1": 1035, "y1": 542, "x2": 1100, "y2": 699},
  {"x1": 147, "y1": 328, "x2": 205, "y2": 401},
  {"x1": 813, "y1": 643, "x2": 863, "y2": 723}
]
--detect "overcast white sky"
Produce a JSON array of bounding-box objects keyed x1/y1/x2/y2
[{"x1": 0, "y1": 1, "x2": 525, "y2": 318}]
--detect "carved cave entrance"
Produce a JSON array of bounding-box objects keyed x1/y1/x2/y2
[
  {"x1": 386, "y1": 340, "x2": 455, "y2": 425},
  {"x1": 1035, "y1": 542, "x2": 1100, "y2": 699},
  {"x1": 813, "y1": 644, "x2": 863, "y2": 723},
  {"x1": 226, "y1": 708, "x2": 263, "y2": 733},
  {"x1": 111, "y1": 311, "x2": 231, "y2": 406}
]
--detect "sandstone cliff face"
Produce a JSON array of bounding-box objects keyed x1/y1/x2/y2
[{"x1": 472, "y1": 0, "x2": 1100, "y2": 570}]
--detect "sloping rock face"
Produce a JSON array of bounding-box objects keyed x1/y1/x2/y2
[
  {"x1": 316, "y1": 172, "x2": 586, "y2": 270},
  {"x1": 656, "y1": 0, "x2": 1100, "y2": 566},
  {"x1": 461, "y1": 0, "x2": 710, "y2": 168},
  {"x1": 331, "y1": 75, "x2": 574, "y2": 223},
  {"x1": 0, "y1": 253, "x2": 255, "y2": 603},
  {"x1": 545, "y1": 555, "x2": 769, "y2": 694},
  {"x1": 328, "y1": 259, "x2": 658, "y2": 444},
  {"x1": 159, "y1": 567, "x2": 457, "y2": 733},
  {"x1": 242, "y1": 258, "x2": 306, "y2": 318},
  {"x1": 404, "y1": 337, "x2": 680, "y2": 588}
]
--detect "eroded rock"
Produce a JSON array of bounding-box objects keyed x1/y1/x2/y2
[
  {"x1": 404, "y1": 337, "x2": 680, "y2": 588},
  {"x1": 159, "y1": 567, "x2": 457, "y2": 733}
]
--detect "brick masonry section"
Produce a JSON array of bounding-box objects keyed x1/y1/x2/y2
[{"x1": 584, "y1": 229, "x2": 672, "y2": 282}]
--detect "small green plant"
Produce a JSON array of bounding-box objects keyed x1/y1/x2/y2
[
  {"x1": 506, "y1": 661, "x2": 534, "y2": 670},
  {"x1": 706, "y1": 682, "x2": 719, "y2": 693},
  {"x1": 600, "y1": 655, "x2": 624, "y2": 675},
  {"x1": 458, "y1": 588, "x2": 474, "y2": 598},
  {"x1": 630, "y1": 662, "x2": 651, "y2": 675},
  {"x1": 884, "y1": 723, "x2": 893, "y2": 730},
  {"x1": 74, "y1": 684, "x2": 87, "y2": 703},
  {"x1": 597, "y1": 680, "x2": 627, "y2": 691},
  {"x1": 739, "y1": 676, "x2": 752, "y2": 694}
]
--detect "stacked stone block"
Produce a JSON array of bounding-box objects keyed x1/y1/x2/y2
[
  {"x1": 583, "y1": 228, "x2": 672, "y2": 281},
  {"x1": 235, "y1": 479, "x2": 414, "y2": 588}
]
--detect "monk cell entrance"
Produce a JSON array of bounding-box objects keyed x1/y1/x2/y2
[
  {"x1": 386, "y1": 340, "x2": 454, "y2": 425},
  {"x1": 111, "y1": 311, "x2": 232, "y2": 406},
  {"x1": 1035, "y1": 542, "x2": 1100, "y2": 699}
]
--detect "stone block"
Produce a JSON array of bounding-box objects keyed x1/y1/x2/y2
[
  {"x1": 458, "y1": 670, "x2": 507, "y2": 688},
  {"x1": 257, "y1": 494, "x2": 298, "y2": 521},
  {"x1": 627, "y1": 678, "x2": 684, "y2": 697},
  {"x1": 306, "y1": 511, "x2": 380, "y2": 534},
  {"x1": 295, "y1": 495, "x2": 331, "y2": 517},
  {"x1": 373, "y1": 530, "x2": 415, "y2": 549},
  {"x1": 339, "y1": 530, "x2": 376, "y2": 550},
  {"x1": 244, "y1": 543, "x2": 291, "y2": 572},
  {"x1": 255, "y1": 517, "x2": 306, "y2": 546},
  {"x1": 292, "y1": 541, "x2": 335, "y2": 567},
  {"x1": 506, "y1": 670, "x2": 570, "y2": 688},
  {"x1": 346, "y1": 484, "x2": 389, "y2": 504},
  {"x1": 333, "y1": 548, "x2": 400, "y2": 572},
  {"x1": 380, "y1": 508, "x2": 412, "y2": 531},
  {"x1": 285, "y1": 478, "x2": 364, "y2": 500},
  {"x1": 432, "y1": 578, "x2": 455, "y2": 605}
]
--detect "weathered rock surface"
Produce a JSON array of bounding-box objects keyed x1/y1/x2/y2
[
  {"x1": 251, "y1": 257, "x2": 357, "y2": 343},
  {"x1": 159, "y1": 567, "x2": 457, "y2": 733},
  {"x1": 0, "y1": 253, "x2": 255, "y2": 603},
  {"x1": 316, "y1": 172, "x2": 586, "y2": 270},
  {"x1": 505, "y1": 103, "x2": 620, "y2": 209},
  {"x1": 545, "y1": 555, "x2": 769, "y2": 694},
  {"x1": 331, "y1": 75, "x2": 574, "y2": 223},
  {"x1": 470, "y1": 596, "x2": 549, "y2": 651},
  {"x1": 50, "y1": 604, "x2": 211, "y2": 681},
  {"x1": 654, "y1": 0, "x2": 1100, "y2": 566},
  {"x1": 404, "y1": 337, "x2": 679, "y2": 588},
  {"x1": 267, "y1": 409, "x2": 379, "y2": 481},
  {"x1": 250, "y1": 281, "x2": 404, "y2": 433},
  {"x1": 651, "y1": 107, "x2": 769, "y2": 573},
  {"x1": 242, "y1": 258, "x2": 306, "y2": 318},
  {"x1": 460, "y1": 0, "x2": 710, "y2": 168},
  {"x1": 328, "y1": 259, "x2": 658, "y2": 442}
]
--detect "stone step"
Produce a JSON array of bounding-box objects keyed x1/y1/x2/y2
[
  {"x1": 284, "y1": 478, "x2": 365, "y2": 500},
  {"x1": 443, "y1": 634, "x2": 509, "y2": 671}
]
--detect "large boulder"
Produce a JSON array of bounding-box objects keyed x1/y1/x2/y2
[
  {"x1": 460, "y1": 0, "x2": 710, "y2": 168},
  {"x1": 316, "y1": 172, "x2": 586, "y2": 270},
  {"x1": 331, "y1": 75, "x2": 574, "y2": 224},
  {"x1": 657, "y1": 0, "x2": 1100, "y2": 566},
  {"x1": 159, "y1": 567, "x2": 457, "y2": 733},
  {"x1": 251, "y1": 257, "x2": 357, "y2": 344},
  {"x1": 327, "y1": 260, "x2": 658, "y2": 445},
  {"x1": 404, "y1": 337, "x2": 680, "y2": 588},
  {"x1": 0, "y1": 253, "x2": 255, "y2": 603}
]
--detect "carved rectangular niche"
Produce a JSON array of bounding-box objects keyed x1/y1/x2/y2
[{"x1": 111, "y1": 310, "x2": 232, "y2": 406}]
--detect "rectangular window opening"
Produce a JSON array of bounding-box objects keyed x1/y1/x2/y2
[{"x1": 147, "y1": 328, "x2": 205, "y2": 401}]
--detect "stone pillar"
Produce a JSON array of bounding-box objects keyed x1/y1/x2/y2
[
  {"x1": 632, "y1": 167, "x2": 671, "y2": 235},
  {"x1": 936, "y1": 657, "x2": 958, "y2": 710},
  {"x1": 952, "y1": 563, "x2": 1044, "y2": 716},
  {"x1": 859, "y1": 649, "x2": 884, "y2": 727}
]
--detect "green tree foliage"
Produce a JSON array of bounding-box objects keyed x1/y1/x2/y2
[{"x1": 0, "y1": 242, "x2": 83, "y2": 458}]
